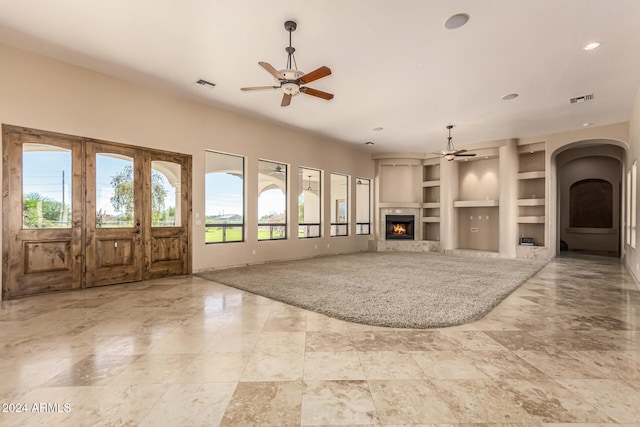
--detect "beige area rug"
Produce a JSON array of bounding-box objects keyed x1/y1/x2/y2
[{"x1": 196, "y1": 252, "x2": 547, "y2": 328}]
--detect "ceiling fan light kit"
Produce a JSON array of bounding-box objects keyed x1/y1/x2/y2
[{"x1": 240, "y1": 20, "x2": 334, "y2": 107}]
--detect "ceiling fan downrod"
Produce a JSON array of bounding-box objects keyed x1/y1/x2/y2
[{"x1": 284, "y1": 20, "x2": 297, "y2": 70}]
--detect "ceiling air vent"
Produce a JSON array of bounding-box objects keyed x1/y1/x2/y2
[
  {"x1": 569, "y1": 93, "x2": 594, "y2": 104},
  {"x1": 195, "y1": 79, "x2": 216, "y2": 88}
]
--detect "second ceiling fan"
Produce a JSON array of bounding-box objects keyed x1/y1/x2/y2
[
  {"x1": 241, "y1": 20, "x2": 334, "y2": 107},
  {"x1": 434, "y1": 125, "x2": 477, "y2": 161}
]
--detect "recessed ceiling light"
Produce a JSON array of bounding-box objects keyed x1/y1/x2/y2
[
  {"x1": 501, "y1": 93, "x2": 519, "y2": 101},
  {"x1": 364, "y1": 141, "x2": 375, "y2": 145},
  {"x1": 583, "y1": 122, "x2": 594, "y2": 127},
  {"x1": 583, "y1": 41, "x2": 600, "y2": 51},
  {"x1": 372, "y1": 127, "x2": 383, "y2": 132},
  {"x1": 444, "y1": 13, "x2": 470, "y2": 30}
]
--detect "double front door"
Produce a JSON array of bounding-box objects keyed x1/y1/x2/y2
[{"x1": 2, "y1": 125, "x2": 192, "y2": 298}]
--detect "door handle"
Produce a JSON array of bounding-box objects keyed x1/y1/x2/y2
[{"x1": 133, "y1": 229, "x2": 141, "y2": 234}]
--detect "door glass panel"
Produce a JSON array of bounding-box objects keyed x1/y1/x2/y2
[
  {"x1": 151, "y1": 160, "x2": 181, "y2": 227},
  {"x1": 96, "y1": 153, "x2": 135, "y2": 228},
  {"x1": 22, "y1": 143, "x2": 72, "y2": 229}
]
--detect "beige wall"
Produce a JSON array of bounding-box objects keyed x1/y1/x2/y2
[{"x1": 0, "y1": 43, "x2": 374, "y2": 279}]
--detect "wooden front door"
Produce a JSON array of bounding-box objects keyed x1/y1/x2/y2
[
  {"x1": 85, "y1": 142, "x2": 144, "y2": 287},
  {"x1": 145, "y1": 150, "x2": 192, "y2": 279},
  {"x1": 2, "y1": 127, "x2": 84, "y2": 297},
  {"x1": 2, "y1": 125, "x2": 192, "y2": 298}
]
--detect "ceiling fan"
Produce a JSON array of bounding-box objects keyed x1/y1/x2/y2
[
  {"x1": 240, "y1": 20, "x2": 334, "y2": 107},
  {"x1": 268, "y1": 163, "x2": 286, "y2": 175},
  {"x1": 434, "y1": 125, "x2": 477, "y2": 161}
]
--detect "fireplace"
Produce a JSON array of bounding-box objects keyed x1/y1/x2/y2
[{"x1": 385, "y1": 215, "x2": 415, "y2": 240}]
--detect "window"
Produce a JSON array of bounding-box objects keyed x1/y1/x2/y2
[
  {"x1": 298, "y1": 167, "x2": 321, "y2": 238},
  {"x1": 205, "y1": 151, "x2": 244, "y2": 243},
  {"x1": 356, "y1": 177, "x2": 371, "y2": 235},
  {"x1": 22, "y1": 143, "x2": 72, "y2": 229},
  {"x1": 633, "y1": 161, "x2": 637, "y2": 248},
  {"x1": 627, "y1": 169, "x2": 632, "y2": 246},
  {"x1": 151, "y1": 161, "x2": 181, "y2": 227},
  {"x1": 330, "y1": 173, "x2": 349, "y2": 236},
  {"x1": 258, "y1": 160, "x2": 287, "y2": 240}
]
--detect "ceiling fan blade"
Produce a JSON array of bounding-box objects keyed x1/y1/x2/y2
[
  {"x1": 240, "y1": 86, "x2": 280, "y2": 91},
  {"x1": 455, "y1": 153, "x2": 477, "y2": 157},
  {"x1": 259, "y1": 62, "x2": 285, "y2": 80},
  {"x1": 297, "y1": 66, "x2": 331, "y2": 84},
  {"x1": 300, "y1": 86, "x2": 334, "y2": 100},
  {"x1": 281, "y1": 93, "x2": 292, "y2": 107}
]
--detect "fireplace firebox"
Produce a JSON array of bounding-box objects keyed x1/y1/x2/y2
[{"x1": 385, "y1": 215, "x2": 415, "y2": 240}]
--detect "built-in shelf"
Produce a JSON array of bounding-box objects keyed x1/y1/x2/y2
[
  {"x1": 517, "y1": 198, "x2": 545, "y2": 206},
  {"x1": 454, "y1": 199, "x2": 499, "y2": 208},
  {"x1": 422, "y1": 217, "x2": 440, "y2": 223},
  {"x1": 517, "y1": 146, "x2": 546, "y2": 249},
  {"x1": 421, "y1": 163, "x2": 441, "y2": 242},
  {"x1": 518, "y1": 216, "x2": 545, "y2": 223},
  {"x1": 518, "y1": 171, "x2": 545, "y2": 180},
  {"x1": 379, "y1": 202, "x2": 421, "y2": 208}
]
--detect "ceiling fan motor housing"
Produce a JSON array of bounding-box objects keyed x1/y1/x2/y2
[{"x1": 279, "y1": 69, "x2": 304, "y2": 95}]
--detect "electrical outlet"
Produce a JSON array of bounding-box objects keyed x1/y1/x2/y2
[
  {"x1": 314, "y1": 244, "x2": 318, "y2": 249},
  {"x1": 252, "y1": 249, "x2": 256, "y2": 255},
  {"x1": 327, "y1": 243, "x2": 330, "y2": 248}
]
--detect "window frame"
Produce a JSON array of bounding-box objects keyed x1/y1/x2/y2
[
  {"x1": 632, "y1": 161, "x2": 637, "y2": 249},
  {"x1": 355, "y1": 177, "x2": 371, "y2": 235},
  {"x1": 330, "y1": 173, "x2": 349, "y2": 237},
  {"x1": 258, "y1": 159, "x2": 288, "y2": 241},
  {"x1": 205, "y1": 150, "x2": 245, "y2": 244},
  {"x1": 298, "y1": 167, "x2": 322, "y2": 239}
]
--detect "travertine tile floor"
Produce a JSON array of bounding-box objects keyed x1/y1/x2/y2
[{"x1": 1, "y1": 254, "x2": 640, "y2": 426}]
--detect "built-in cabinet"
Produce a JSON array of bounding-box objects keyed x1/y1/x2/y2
[{"x1": 421, "y1": 161, "x2": 440, "y2": 241}]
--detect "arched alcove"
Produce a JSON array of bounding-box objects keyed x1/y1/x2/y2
[{"x1": 552, "y1": 142, "x2": 624, "y2": 257}]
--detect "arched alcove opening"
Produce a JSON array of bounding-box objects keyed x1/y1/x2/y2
[{"x1": 552, "y1": 141, "x2": 625, "y2": 258}]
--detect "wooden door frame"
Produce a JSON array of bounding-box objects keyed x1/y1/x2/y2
[{"x1": 2, "y1": 125, "x2": 192, "y2": 298}]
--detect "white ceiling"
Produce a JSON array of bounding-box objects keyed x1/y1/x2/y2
[{"x1": 1, "y1": 0, "x2": 640, "y2": 154}]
